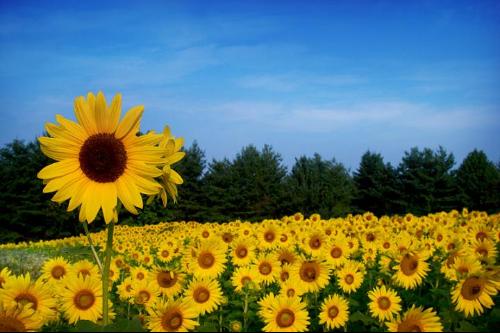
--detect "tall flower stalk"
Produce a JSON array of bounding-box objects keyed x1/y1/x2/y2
[{"x1": 37, "y1": 91, "x2": 184, "y2": 326}]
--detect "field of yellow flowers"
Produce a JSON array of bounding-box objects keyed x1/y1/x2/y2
[{"x1": 0, "y1": 209, "x2": 499, "y2": 332}]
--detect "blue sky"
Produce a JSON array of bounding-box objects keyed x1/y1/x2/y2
[{"x1": 1, "y1": 0, "x2": 499, "y2": 170}]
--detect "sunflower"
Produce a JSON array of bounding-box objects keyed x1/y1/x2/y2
[
  {"x1": 259, "y1": 224, "x2": 279, "y2": 249},
  {"x1": 470, "y1": 239, "x2": 497, "y2": 264},
  {"x1": 150, "y1": 268, "x2": 184, "y2": 299},
  {"x1": 451, "y1": 274, "x2": 498, "y2": 317},
  {"x1": 230, "y1": 238, "x2": 256, "y2": 267},
  {"x1": 0, "y1": 302, "x2": 44, "y2": 332},
  {"x1": 184, "y1": 277, "x2": 223, "y2": 315},
  {"x1": 131, "y1": 279, "x2": 160, "y2": 307},
  {"x1": 261, "y1": 295, "x2": 310, "y2": 332},
  {"x1": 59, "y1": 275, "x2": 103, "y2": 324},
  {"x1": 274, "y1": 247, "x2": 298, "y2": 266},
  {"x1": 41, "y1": 256, "x2": 71, "y2": 284},
  {"x1": 393, "y1": 252, "x2": 429, "y2": 289},
  {"x1": 324, "y1": 237, "x2": 350, "y2": 268},
  {"x1": 71, "y1": 259, "x2": 100, "y2": 279},
  {"x1": 255, "y1": 254, "x2": 280, "y2": 286},
  {"x1": 117, "y1": 277, "x2": 135, "y2": 301},
  {"x1": 188, "y1": 241, "x2": 227, "y2": 279},
  {"x1": 0, "y1": 267, "x2": 12, "y2": 288},
  {"x1": 157, "y1": 244, "x2": 175, "y2": 263},
  {"x1": 318, "y1": 294, "x2": 349, "y2": 330},
  {"x1": 130, "y1": 266, "x2": 150, "y2": 282},
  {"x1": 336, "y1": 261, "x2": 364, "y2": 294},
  {"x1": 37, "y1": 91, "x2": 183, "y2": 224},
  {"x1": 146, "y1": 298, "x2": 199, "y2": 332},
  {"x1": 0, "y1": 273, "x2": 57, "y2": 321},
  {"x1": 279, "y1": 281, "x2": 305, "y2": 298},
  {"x1": 289, "y1": 258, "x2": 330, "y2": 293},
  {"x1": 303, "y1": 231, "x2": 326, "y2": 257},
  {"x1": 232, "y1": 266, "x2": 259, "y2": 292},
  {"x1": 368, "y1": 285, "x2": 402, "y2": 322},
  {"x1": 386, "y1": 305, "x2": 443, "y2": 332}
]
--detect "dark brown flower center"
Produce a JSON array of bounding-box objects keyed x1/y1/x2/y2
[
  {"x1": 79, "y1": 133, "x2": 127, "y2": 183},
  {"x1": 309, "y1": 236, "x2": 322, "y2": 249},
  {"x1": 236, "y1": 246, "x2": 248, "y2": 258},
  {"x1": 15, "y1": 293, "x2": 38, "y2": 310},
  {"x1": 161, "y1": 250, "x2": 170, "y2": 258},
  {"x1": 280, "y1": 271, "x2": 289, "y2": 282},
  {"x1": 400, "y1": 254, "x2": 419, "y2": 276},
  {"x1": 74, "y1": 290, "x2": 95, "y2": 310},
  {"x1": 79, "y1": 269, "x2": 91, "y2": 278},
  {"x1": 0, "y1": 317, "x2": 26, "y2": 332},
  {"x1": 241, "y1": 276, "x2": 252, "y2": 286},
  {"x1": 137, "y1": 272, "x2": 145, "y2": 280},
  {"x1": 259, "y1": 262, "x2": 272, "y2": 275},
  {"x1": 300, "y1": 262, "x2": 319, "y2": 282},
  {"x1": 162, "y1": 311, "x2": 183, "y2": 330},
  {"x1": 222, "y1": 232, "x2": 233, "y2": 243},
  {"x1": 264, "y1": 231, "x2": 275, "y2": 242},
  {"x1": 331, "y1": 247, "x2": 342, "y2": 258},
  {"x1": 157, "y1": 271, "x2": 177, "y2": 288},
  {"x1": 198, "y1": 252, "x2": 215, "y2": 269},
  {"x1": 137, "y1": 290, "x2": 151, "y2": 304},
  {"x1": 345, "y1": 274, "x2": 354, "y2": 285},
  {"x1": 194, "y1": 287, "x2": 210, "y2": 303},
  {"x1": 51, "y1": 265, "x2": 66, "y2": 279},
  {"x1": 276, "y1": 309, "x2": 295, "y2": 328},
  {"x1": 328, "y1": 305, "x2": 339, "y2": 318},
  {"x1": 377, "y1": 296, "x2": 391, "y2": 310},
  {"x1": 461, "y1": 277, "x2": 483, "y2": 300},
  {"x1": 476, "y1": 232, "x2": 487, "y2": 241}
]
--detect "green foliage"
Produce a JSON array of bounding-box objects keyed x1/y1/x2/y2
[{"x1": 456, "y1": 149, "x2": 500, "y2": 212}]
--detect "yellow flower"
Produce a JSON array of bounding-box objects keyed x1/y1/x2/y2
[
  {"x1": 37, "y1": 91, "x2": 183, "y2": 224},
  {"x1": 368, "y1": 286, "x2": 402, "y2": 322},
  {"x1": 230, "y1": 238, "x2": 256, "y2": 267},
  {"x1": 131, "y1": 279, "x2": 160, "y2": 307},
  {"x1": 59, "y1": 275, "x2": 103, "y2": 324},
  {"x1": 41, "y1": 256, "x2": 71, "y2": 284},
  {"x1": 149, "y1": 268, "x2": 184, "y2": 299},
  {"x1": 451, "y1": 274, "x2": 498, "y2": 317},
  {"x1": 146, "y1": 298, "x2": 199, "y2": 332},
  {"x1": 255, "y1": 254, "x2": 280, "y2": 286},
  {"x1": 0, "y1": 267, "x2": 12, "y2": 288},
  {"x1": 0, "y1": 273, "x2": 57, "y2": 323},
  {"x1": 336, "y1": 261, "x2": 364, "y2": 294},
  {"x1": 318, "y1": 294, "x2": 349, "y2": 330},
  {"x1": 188, "y1": 241, "x2": 227, "y2": 279},
  {"x1": 393, "y1": 252, "x2": 429, "y2": 289},
  {"x1": 289, "y1": 258, "x2": 330, "y2": 293},
  {"x1": 261, "y1": 295, "x2": 310, "y2": 332},
  {"x1": 184, "y1": 277, "x2": 223, "y2": 315},
  {"x1": 386, "y1": 305, "x2": 443, "y2": 332},
  {"x1": 70, "y1": 259, "x2": 100, "y2": 279},
  {"x1": 231, "y1": 266, "x2": 259, "y2": 293},
  {"x1": 0, "y1": 301, "x2": 44, "y2": 332}
]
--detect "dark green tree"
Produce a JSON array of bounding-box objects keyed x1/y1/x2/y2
[
  {"x1": 456, "y1": 149, "x2": 500, "y2": 212},
  {"x1": 0, "y1": 139, "x2": 80, "y2": 242},
  {"x1": 352, "y1": 151, "x2": 398, "y2": 216},
  {"x1": 286, "y1": 153, "x2": 354, "y2": 217},
  {"x1": 397, "y1": 146, "x2": 457, "y2": 215}
]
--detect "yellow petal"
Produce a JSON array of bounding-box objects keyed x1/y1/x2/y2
[
  {"x1": 37, "y1": 159, "x2": 80, "y2": 179},
  {"x1": 127, "y1": 172, "x2": 162, "y2": 195},
  {"x1": 67, "y1": 178, "x2": 91, "y2": 212},
  {"x1": 40, "y1": 144, "x2": 78, "y2": 161},
  {"x1": 74, "y1": 96, "x2": 98, "y2": 135},
  {"x1": 108, "y1": 93, "x2": 122, "y2": 133},
  {"x1": 43, "y1": 170, "x2": 84, "y2": 193},
  {"x1": 95, "y1": 91, "x2": 108, "y2": 133},
  {"x1": 55, "y1": 114, "x2": 88, "y2": 143},
  {"x1": 115, "y1": 105, "x2": 144, "y2": 140},
  {"x1": 168, "y1": 169, "x2": 183, "y2": 185},
  {"x1": 100, "y1": 182, "x2": 117, "y2": 224},
  {"x1": 85, "y1": 182, "x2": 101, "y2": 223},
  {"x1": 165, "y1": 152, "x2": 185, "y2": 165},
  {"x1": 127, "y1": 161, "x2": 163, "y2": 178},
  {"x1": 116, "y1": 177, "x2": 139, "y2": 214}
]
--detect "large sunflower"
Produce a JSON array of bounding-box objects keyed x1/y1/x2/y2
[
  {"x1": 289, "y1": 258, "x2": 330, "y2": 293},
  {"x1": 37, "y1": 91, "x2": 184, "y2": 224},
  {"x1": 368, "y1": 285, "x2": 402, "y2": 322},
  {"x1": 318, "y1": 294, "x2": 349, "y2": 330},
  {"x1": 392, "y1": 252, "x2": 429, "y2": 290},
  {"x1": 451, "y1": 274, "x2": 498, "y2": 317},
  {"x1": 41, "y1": 256, "x2": 71, "y2": 284},
  {"x1": 0, "y1": 273, "x2": 57, "y2": 322},
  {"x1": 59, "y1": 275, "x2": 103, "y2": 324},
  {"x1": 261, "y1": 295, "x2": 310, "y2": 332},
  {"x1": 386, "y1": 305, "x2": 443, "y2": 332},
  {"x1": 184, "y1": 277, "x2": 223, "y2": 315},
  {"x1": 146, "y1": 298, "x2": 199, "y2": 332},
  {"x1": 0, "y1": 302, "x2": 44, "y2": 332},
  {"x1": 150, "y1": 268, "x2": 184, "y2": 299}
]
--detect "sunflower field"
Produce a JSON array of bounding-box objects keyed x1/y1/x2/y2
[{"x1": 1, "y1": 210, "x2": 499, "y2": 332}]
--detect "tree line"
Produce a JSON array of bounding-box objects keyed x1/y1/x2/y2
[{"x1": 0, "y1": 138, "x2": 499, "y2": 242}]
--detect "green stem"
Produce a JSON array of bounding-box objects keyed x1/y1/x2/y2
[
  {"x1": 243, "y1": 290, "x2": 249, "y2": 331},
  {"x1": 102, "y1": 221, "x2": 114, "y2": 326},
  {"x1": 83, "y1": 222, "x2": 103, "y2": 273}
]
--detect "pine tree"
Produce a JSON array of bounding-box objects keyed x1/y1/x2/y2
[{"x1": 456, "y1": 149, "x2": 500, "y2": 212}]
